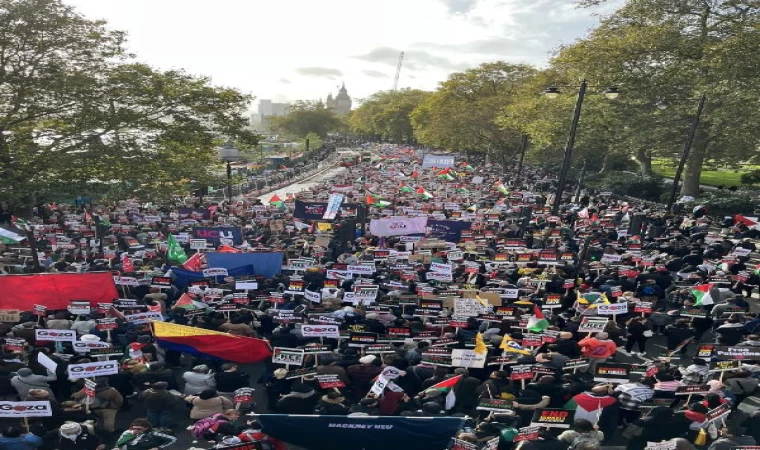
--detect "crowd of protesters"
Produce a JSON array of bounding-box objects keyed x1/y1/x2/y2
[{"x1": 0, "y1": 144, "x2": 758, "y2": 450}]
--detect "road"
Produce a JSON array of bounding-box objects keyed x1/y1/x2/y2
[{"x1": 257, "y1": 165, "x2": 347, "y2": 203}]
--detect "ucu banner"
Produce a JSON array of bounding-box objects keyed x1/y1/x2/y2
[{"x1": 192, "y1": 226, "x2": 243, "y2": 246}]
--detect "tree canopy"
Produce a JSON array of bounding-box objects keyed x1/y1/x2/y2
[
  {"x1": 348, "y1": 89, "x2": 431, "y2": 143},
  {"x1": 268, "y1": 101, "x2": 341, "y2": 138}
]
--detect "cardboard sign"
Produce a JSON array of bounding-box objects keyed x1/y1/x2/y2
[
  {"x1": 593, "y1": 363, "x2": 631, "y2": 383},
  {"x1": 476, "y1": 398, "x2": 514, "y2": 412},
  {"x1": 301, "y1": 324, "x2": 339, "y2": 338},
  {"x1": 675, "y1": 385, "x2": 710, "y2": 396},
  {"x1": 67, "y1": 300, "x2": 91, "y2": 316},
  {"x1": 454, "y1": 298, "x2": 491, "y2": 317},
  {"x1": 272, "y1": 347, "x2": 305, "y2": 366},
  {"x1": 203, "y1": 267, "x2": 229, "y2": 278},
  {"x1": 596, "y1": 303, "x2": 628, "y2": 315},
  {"x1": 316, "y1": 374, "x2": 345, "y2": 389},
  {"x1": 450, "y1": 349, "x2": 486, "y2": 368},
  {"x1": 531, "y1": 408, "x2": 574, "y2": 428},
  {"x1": 67, "y1": 360, "x2": 120, "y2": 379},
  {"x1": 578, "y1": 317, "x2": 608, "y2": 333},
  {"x1": 0, "y1": 310, "x2": 21, "y2": 322},
  {"x1": 510, "y1": 364, "x2": 534, "y2": 380},
  {"x1": 34, "y1": 329, "x2": 76, "y2": 342},
  {"x1": 151, "y1": 276, "x2": 172, "y2": 289},
  {"x1": 0, "y1": 401, "x2": 53, "y2": 418}
]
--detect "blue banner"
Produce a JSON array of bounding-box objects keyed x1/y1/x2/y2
[
  {"x1": 169, "y1": 265, "x2": 255, "y2": 291},
  {"x1": 206, "y1": 252, "x2": 283, "y2": 279},
  {"x1": 258, "y1": 415, "x2": 464, "y2": 450},
  {"x1": 428, "y1": 220, "x2": 472, "y2": 242},
  {"x1": 192, "y1": 226, "x2": 243, "y2": 246},
  {"x1": 294, "y1": 200, "x2": 366, "y2": 223}
]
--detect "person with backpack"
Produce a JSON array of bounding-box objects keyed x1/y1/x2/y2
[
  {"x1": 558, "y1": 419, "x2": 604, "y2": 448},
  {"x1": 313, "y1": 391, "x2": 349, "y2": 415},
  {"x1": 185, "y1": 389, "x2": 233, "y2": 420},
  {"x1": 114, "y1": 418, "x2": 175, "y2": 450},
  {"x1": 237, "y1": 424, "x2": 287, "y2": 450},
  {"x1": 139, "y1": 382, "x2": 180, "y2": 431},
  {"x1": 70, "y1": 378, "x2": 123, "y2": 435},
  {"x1": 190, "y1": 409, "x2": 240, "y2": 442}
]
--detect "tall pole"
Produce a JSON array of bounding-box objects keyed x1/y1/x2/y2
[
  {"x1": 226, "y1": 161, "x2": 233, "y2": 203},
  {"x1": 552, "y1": 79, "x2": 587, "y2": 215},
  {"x1": 574, "y1": 159, "x2": 587, "y2": 203},
  {"x1": 27, "y1": 229, "x2": 40, "y2": 270},
  {"x1": 667, "y1": 94, "x2": 707, "y2": 212},
  {"x1": 515, "y1": 134, "x2": 529, "y2": 186}
]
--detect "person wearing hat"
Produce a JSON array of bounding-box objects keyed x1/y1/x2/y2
[
  {"x1": 11, "y1": 368, "x2": 56, "y2": 400},
  {"x1": 71, "y1": 378, "x2": 123, "y2": 434},
  {"x1": 0, "y1": 426, "x2": 42, "y2": 450},
  {"x1": 275, "y1": 383, "x2": 319, "y2": 415},
  {"x1": 42, "y1": 422, "x2": 103, "y2": 450},
  {"x1": 347, "y1": 355, "x2": 382, "y2": 398},
  {"x1": 185, "y1": 388, "x2": 233, "y2": 420},
  {"x1": 182, "y1": 365, "x2": 216, "y2": 395},
  {"x1": 114, "y1": 418, "x2": 176, "y2": 450},
  {"x1": 313, "y1": 391, "x2": 349, "y2": 415},
  {"x1": 361, "y1": 313, "x2": 386, "y2": 335},
  {"x1": 139, "y1": 382, "x2": 180, "y2": 430}
]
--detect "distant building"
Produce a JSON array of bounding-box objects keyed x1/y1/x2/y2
[
  {"x1": 325, "y1": 83, "x2": 352, "y2": 115},
  {"x1": 253, "y1": 99, "x2": 290, "y2": 131}
]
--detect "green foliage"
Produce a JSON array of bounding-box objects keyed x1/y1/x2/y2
[
  {"x1": 697, "y1": 191, "x2": 760, "y2": 216},
  {"x1": 411, "y1": 62, "x2": 535, "y2": 158},
  {"x1": 348, "y1": 89, "x2": 431, "y2": 143},
  {"x1": 586, "y1": 173, "x2": 667, "y2": 202},
  {"x1": 268, "y1": 101, "x2": 340, "y2": 138},
  {"x1": 740, "y1": 169, "x2": 760, "y2": 186},
  {"x1": 0, "y1": 0, "x2": 256, "y2": 209}
]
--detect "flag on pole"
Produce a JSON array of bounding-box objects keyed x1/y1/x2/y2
[
  {"x1": 0, "y1": 226, "x2": 26, "y2": 244},
  {"x1": 692, "y1": 284, "x2": 714, "y2": 306},
  {"x1": 425, "y1": 375, "x2": 462, "y2": 410},
  {"x1": 416, "y1": 188, "x2": 433, "y2": 199},
  {"x1": 474, "y1": 332, "x2": 488, "y2": 355},
  {"x1": 182, "y1": 252, "x2": 203, "y2": 272},
  {"x1": 122, "y1": 256, "x2": 134, "y2": 273},
  {"x1": 166, "y1": 234, "x2": 188, "y2": 264},
  {"x1": 500, "y1": 335, "x2": 531, "y2": 355},
  {"x1": 527, "y1": 304, "x2": 550, "y2": 332}
]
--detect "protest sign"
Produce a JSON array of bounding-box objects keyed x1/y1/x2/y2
[
  {"x1": 124, "y1": 311, "x2": 163, "y2": 325},
  {"x1": 510, "y1": 365, "x2": 534, "y2": 380},
  {"x1": 454, "y1": 298, "x2": 491, "y2": 317},
  {"x1": 67, "y1": 360, "x2": 119, "y2": 379},
  {"x1": 675, "y1": 385, "x2": 710, "y2": 396},
  {"x1": 634, "y1": 302, "x2": 653, "y2": 314},
  {"x1": 0, "y1": 401, "x2": 53, "y2": 418},
  {"x1": 72, "y1": 341, "x2": 112, "y2": 353},
  {"x1": 706, "y1": 403, "x2": 730, "y2": 423},
  {"x1": 34, "y1": 329, "x2": 76, "y2": 342},
  {"x1": 301, "y1": 325, "x2": 340, "y2": 338},
  {"x1": 710, "y1": 360, "x2": 741, "y2": 372},
  {"x1": 579, "y1": 317, "x2": 608, "y2": 333},
  {"x1": 0, "y1": 310, "x2": 20, "y2": 323},
  {"x1": 596, "y1": 303, "x2": 628, "y2": 315},
  {"x1": 714, "y1": 346, "x2": 760, "y2": 360},
  {"x1": 564, "y1": 359, "x2": 590, "y2": 370},
  {"x1": 531, "y1": 409, "x2": 574, "y2": 428},
  {"x1": 189, "y1": 239, "x2": 208, "y2": 250},
  {"x1": 349, "y1": 332, "x2": 378, "y2": 347},
  {"x1": 593, "y1": 363, "x2": 631, "y2": 383},
  {"x1": 37, "y1": 352, "x2": 57, "y2": 373},
  {"x1": 67, "y1": 300, "x2": 91, "y2": 316},
  {"x1": 513, "y1": 426, "x2": 541, "y2": 442},
  {"x1": 696, "y1": 344, "x2": 715, "y2": 358},
  {"x1": 235, "y1": 281, "x2": 258, "y2": 290},
  {"x1": 451, "y1": 349, "x2": 486, "y2": 369},
  {"x1": 271, "y1": 348, "x2": 305, "y2": 366},
  {"x1": 646, "y1": 441, "x2": 678, "y2": 450},
  {"x1": 366, "y1": 344, "x2": 395, "y2": 354},
  {"x1": 347, "y1": 265, "x2": 375, "y2": 275},
  {"x1": 150, "y1": 276, "x2": 172, "y2": 289},
  {"x1": 203, "y1": 267, "x2": 229, "y2": 278},
  {"x1": 476, "y1": 398, "x2": 513, "y2": 413},
  {"x1": 316, "y1": 375, "x2": 346, "y2": 389}
]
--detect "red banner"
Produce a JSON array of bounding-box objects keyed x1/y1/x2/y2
[{"x1": 0, "y1": 272, "x2": 118, "y2": 311}]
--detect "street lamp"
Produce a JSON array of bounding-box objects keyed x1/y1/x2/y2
[
  {"x1": 543, "y1": 79, "x2": 620, "y2": 215},
  {"x1": 218, "y1": 141, "x2": 240, "y2": 203},
  {"x1": 666, "y1": 94, "x2": 707, "y2": 212}
]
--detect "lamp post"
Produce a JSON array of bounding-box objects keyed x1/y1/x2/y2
[
  {"x1": 544, "y1": 82, "x2": 620, "y2": 215},
  {"x1": 515, "y1": 134, "x2": 529, "y2": 187},
  {"x1": 218, "y1": 141, "x2": 240, "y2": 203},
  {"x1": 666, "y1": 94, "x2": 707, "y2": 212}
]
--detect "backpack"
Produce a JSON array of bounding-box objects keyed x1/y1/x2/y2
[
  {"x1": 571, "y1": 432, "x2": 599, "y2": 449},
  {"x1": 191, "y1": 414, "x2": 227, "y2": 440}
]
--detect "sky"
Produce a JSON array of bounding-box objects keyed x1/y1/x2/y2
[{"x1": 64, "y1": 0, "x2": 624, "y2": 111}]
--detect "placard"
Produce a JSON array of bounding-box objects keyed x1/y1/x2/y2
[
  {"x1": 304, "y1": 289, "x2": 321, "y2": 304},
  {"x1": 531, "y1": 408, "x2": 574, "y2": 428},
  {"x1": 0, "y1": 310, "x2": 21, "y2": 322},
  {"x1": 271, "y1": 347, "x2": 305, "y2": 366},
  {"x1": 72, "y1": 341, "x2": 112, "y2": 353},
  {"x1": 67, "y1": 360, "x2": 120, "y2": 379},
  {"x1": 316, "y1": 374, "x2": 346, "y2": 389},
  {"x1": 348, "y1": 332, "x2": 378, "y2": 347},
  {"x1": 513, "y1": 426, "x2": 541, "y2": 442},
  {"x1": 578, "y1": 317, "x2": 608, "y2": 333},
  {"x1": 124, "y1": 311, "x2": 163, "y2": 325},
  {"x1": 0, "y1": 401, "x2": 53, "y2": 418},
  {"x1": 454, "y1": 298, "x2": 491, "y2": 317},
  {"x1": 634, "y1": 302, "x2": 653, "y2": 314},
  {"x1": 189, "y1": 239, "x2": 207, "y2": 249},
  {"x1": 714, "y1": 346, "x2": 760, "y2": 360},
  {"x1": 593, "y1": 363, "x2": 631, "y2": 383},
  {"x1": 203, "y1": 267, "x2": 229, "y2": 278},
  {"x1": 564, "y1": 358, "x2": 590, "y2": 370},
  {"x1": 476, "y1": 398, "x2": 513, "y2": 412},
  {"x1": 34, "y1": 329, "x2": 76, "y2": 342},
  {"x1": 705, "y1": 403, "x2": 730, "y2": 423},
  {"x1": 596, "y1": 303, "x2": 628, "y2": 315},
  {"x1": 450, "y1": 349, "x2": 486, "y2": 368},
  {"x1": 67, "y1": 300, "x2": 91, "y2": 316},
  {"x1": 235, "y1": 281, "x2": 259, "y2": 290},
  {"x1": 510, "y1": 364, "x2": 534, "y2": 380},
  {"x1": 301, "y1": 324, "x2": 339, "y2": 338},
  {"x1": 675, "y1": 385, "x2": 710, "y2": 396},
  {"x1": 151, "y1": 276, "x2": 172, "y2": 289},
  {"x1": 710, "y1": 360, "x2": 741, "y2": 372}
]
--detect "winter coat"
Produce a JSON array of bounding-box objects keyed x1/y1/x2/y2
[
  {"x1": 185, "y1": 395, "x2": 233, "y2": 420},
  {"x1": 578, "y1": 337, "x2": 617, "y2": 359},
  {"x1": 140, "y1": 389, "x2": 180, "y2": 411},
  {"x1": 0, "y1": 434, "x2": 43, "y2": 450},
  {"x1": 275, "y1": 390, "x2": 319, "y2": 415},
  {"x1": 182, "y1": 371, "x2": 216, "y2": 395},
  {"x1": 314, "y1": 395, "x2": 349, "y2": 415}
]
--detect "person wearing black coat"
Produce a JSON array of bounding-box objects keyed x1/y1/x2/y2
[
  {"x1": 275, "y1": 384, "x2": 319, "y2": 415},
  {"x1": 215, "y1": 363, "x2": 251, "y2": 394},
  {"x1": 314, "y1": 392, "x2": 349, "y2": 415},
  {"x1": 451, "y1": 368, "x2": 481, "y2": 415},
  {"x1": 554, "y1": 333, "x2": 582, "y2": 358},
  {"x1": 42, "y1": 422, "x2": 101, "y2": 450},
  {"x1": 664, "y1": 320, "x2": 694, "y2": 353}
]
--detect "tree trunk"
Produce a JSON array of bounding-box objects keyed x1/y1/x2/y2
[
  {"x1": 598, "y1": 153, "x2": 610, "y2": 175},
  {"x1": 681, "y1": 141, "x2": 708, "y2": 197},
  {"x1": 635, "y1": 148, "x2": 652, "y2": 176}
]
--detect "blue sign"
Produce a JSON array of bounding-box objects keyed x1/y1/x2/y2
[
  {"x1": 421, "y1": 154, "x2": 455, "y2": 168},
  {"x1": 428, "y1": 220, "x2": 472, "y2": 242},
  {"x1": 192, "y1": 226, "x2": 243, "y2": 246}
]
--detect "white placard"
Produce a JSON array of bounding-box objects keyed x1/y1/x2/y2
[
  {"x1": 35, "y1": 329, "x2": 76, "y2": 342},
  {"x1": 596, "y1": 303, "x2": 628, "y2": 315},
  {"x1": 430, "y1": 262, "x2": 452, "y2": 274},
  {"x1": 37, "y1": 353, "x2": 58, "y2": 374},
  {"x1": 601, "y1": 254, "x2": 623, "y2": 263},
  {"x1": 304, "y1": 289, "x2": 321, "y2": 303},
  {"x1": 451, "y1": 349, "x2": 486, "y2": 368},
  {"x1": 124, "y1": 311, "x2": 164, "y2": 325},
  {"x1": 67, "y1": 360, "x2": 120, "y2": 379},
  {"x1": 301, "y1": 324, "x2": 340, "y2": 338},
  {"x1": 427, "y1": 271, "x2": 453, "y2": 282},
  {"x1": 454, "y1": 298, "x2": 492, "y2": 317},
  {"x1": 343, "y1": 292, "x2": 376, "y2": 305},
  {"x1": 731, "y1": 247, "x2": 751, "y2": 257},
  {"x1": 113, "y1": 276, "x2": 139, "y2": 287},
  {"x1": 72, "y1": 341, "x2": 113, "y2": 353},
  {"x1": 235, "y1": 281, "x2": 258, "y2": 290},
  {"x1": 272, "y1": 347, "x2": 305, "y2": 366},
  {"x1": 347, "y1": 265, "x2": 375, "y2": 275},
  {"x1": 0, "y1": 401, "x2": 52, "y2": 418},
  {"x1": 190, "y1": 239, "x2": 207, "y2": 249},
  {"x1": 203, "y1": 267, "x2": 229, "y2": 277},
  {"x1": 503, "y1": 289, "x2": 519, "y2": 299}
]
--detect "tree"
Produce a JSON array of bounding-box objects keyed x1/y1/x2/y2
[
  {"x1": 0, "y1": 0, "x2": 257, "y2": 210},
  {"x1": 552, "y1": 0, "x2": 760, "y2": 196},
  {"x1": 348, "y1": 89, "x2": 431, "y2": 143},
  {"x1": 268, "y1": 101, "x2": 341, "y2": 138},
  {"x1": 411, "y1": 62, "x2": 536, "y2": 162}
]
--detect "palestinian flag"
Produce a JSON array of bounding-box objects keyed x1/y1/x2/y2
[
  {"x1": 494, "y1": 183, "x2": 508, "y2": 195},
  {"x1": 182, "y1": 252, "x2": 204, "y2": 271},
  {"x1": 0, "y1": 226, "x2": 26, "y2": 244},
  {"x1": 527, "y1": 304, "x2": 550, "y2": 332},
  {"x1": 416, "y1": 188, "x2": 433, "y2": 199},
  {"x1": 425, "y1": 375, "x2": 462, "y2": 410},
  {"x1": 692, "y1": 284, "x2": 714, "y2": 306},
  {"x1": 400, "y1": 185, "x2": 414, "y2": 193},
  {"x1": 438, "y1": 173, "x2": 454, "y2": 181},
  {"x1": 376, "y1": 200, "x2": 392, "y2": 207},
  {"x1": 269, "y1": 194, "x2": 283, "y2": 207},
  {"x1": 500, "y1": 335, "x2": 531, "y2": 355}
]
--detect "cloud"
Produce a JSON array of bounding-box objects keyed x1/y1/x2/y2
[
  {"x1": 295, "y1": 67, "x2": 344, "y2": 79},
  {"x1": 362, "y1": 70, "x2": 388, "y2": 78},
  {"x1": 354, "y1": 46, "x2": 468, "y2": 71},
  {"x1": 439, "y1": 0, "x2": 478, "y2": 14},
  {"x1": 279, "y1": 78, "x2": 292, "y2": 84}
]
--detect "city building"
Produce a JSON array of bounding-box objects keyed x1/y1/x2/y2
[
  {"x1": 251, "y1": 99, "x2": 290, "y2": 131},
  {"x1": 325, "y1": 83, "x2": 352, "y2": 115}
]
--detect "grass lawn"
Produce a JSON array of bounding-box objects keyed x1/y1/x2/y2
[{"x1": 652, "y1": 160, "x2": 748, "y2": 187}]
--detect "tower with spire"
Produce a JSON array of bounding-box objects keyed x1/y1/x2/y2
[{"x1": 325, "y1": 82, "x2": 351, "y2": 115}]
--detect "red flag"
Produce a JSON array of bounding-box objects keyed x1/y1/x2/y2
[
  {"x1": 122, "y1": 256, "x2": 134, "y2": 273},
  {"x1": 735, "y1": 214, "x2": 758, "y2": 228},
  {"x1": 217, "y1": 245, "x2": 241, "y2": 253},
  {"x1": 182, "y1": 252, "x2": 203, "y2": 271}
]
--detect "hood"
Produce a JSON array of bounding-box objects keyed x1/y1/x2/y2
[
  {"x1": 685, "y1": 364, "x2": 709, "y2": 374},
  {"x1": 283, "y1": 390, "x2": 317, "y2": 400},
  {"x1": 321, "y1": 395, "x2": 344, "y2": 405}
]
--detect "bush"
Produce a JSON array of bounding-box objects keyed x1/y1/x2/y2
[
  {"x1": 589, "y1": 173, "x2": 667, "y2": 202},
  {"x1": 697, "y1": 191, "x2": 759, "y2": 216},
  {"x1": 740, "y1": 169, "x2": 760, "y2": 186}
]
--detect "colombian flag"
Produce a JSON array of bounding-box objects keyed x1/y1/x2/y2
[{"x1": 152, "y1": 322, "x2": 272, "y2": 364}]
